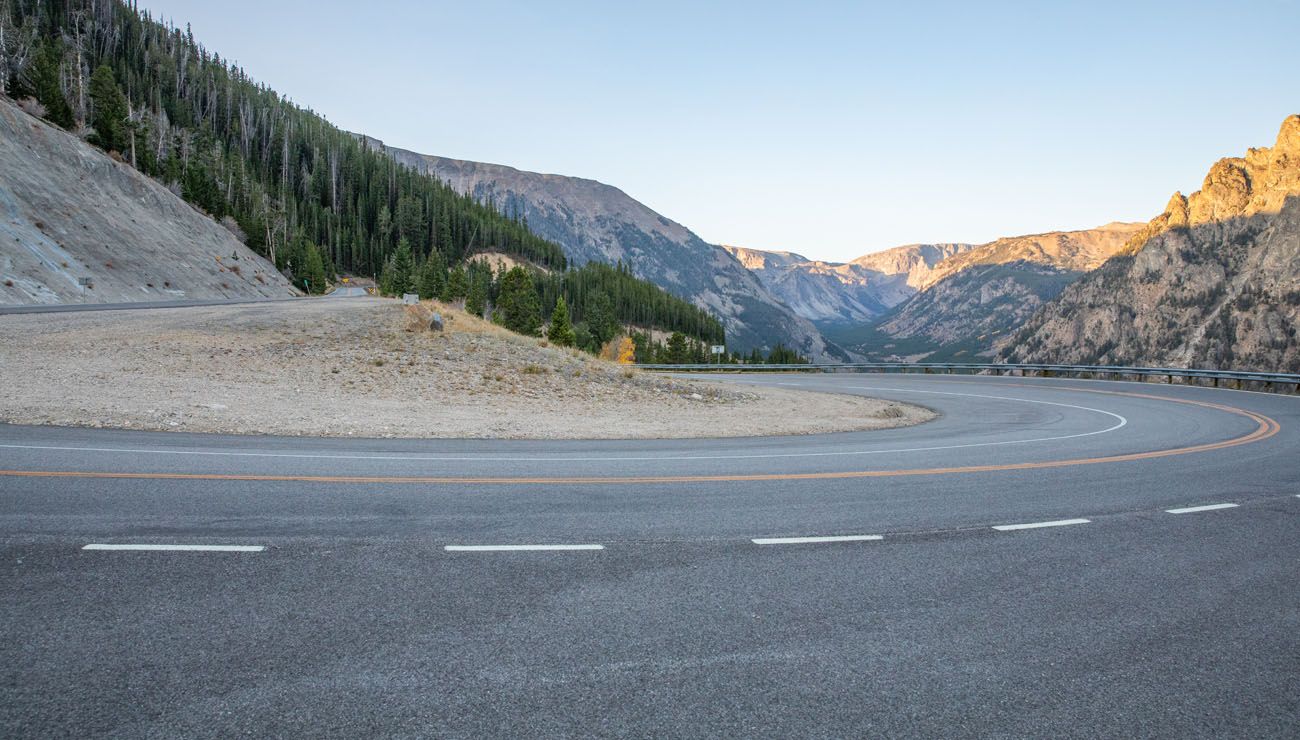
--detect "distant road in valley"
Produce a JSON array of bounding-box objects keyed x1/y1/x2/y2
[
  {"x1": 0, "y1": 290, "x2": 369, "y2": 315},
  {"x1": 1, "y1": 374, "x2": 1296, "y2": 737}
]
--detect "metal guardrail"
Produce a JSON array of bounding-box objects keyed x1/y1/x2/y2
[{"x1": 637, "y1": 362, "x2": 1300, "y2": 392}]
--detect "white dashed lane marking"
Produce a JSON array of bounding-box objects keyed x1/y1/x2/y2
[
  {"x1": 444, "y1": 544, "x2": 604, "y2": 552},
  {"x1": 752, "y1": 535, "x2": 883, "y2": 545},
  {"x1": 82, "y1": 544, "x2": 264, "y2": 552},
  {"x1": 992, "y1": 518, "x2": 1091, "y2": 532},
  {"x1": 1165, "y1": 503, "x2": 1239, "y2": 514}
]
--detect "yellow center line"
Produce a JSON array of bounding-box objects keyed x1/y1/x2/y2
[{"x1": 0, "y1": 388, "x2": 1280, "y2": 485}]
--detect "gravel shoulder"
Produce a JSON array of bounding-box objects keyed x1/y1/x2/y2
[{"x1": 0, "y1": 297, "x2": 933, "y2": 439}]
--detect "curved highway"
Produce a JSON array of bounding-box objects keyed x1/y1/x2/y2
[{"x1": 1, "y1": 374, "x2": 1297, "y2": 737}]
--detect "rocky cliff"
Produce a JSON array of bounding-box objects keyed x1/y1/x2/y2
[
  {"x1": 1003, "y1": 115, "x2": 1300, "y2": 371},
  {"x1": 0, "y1": 97, "x2": 296, "y2": 305},
  {"x1": 731, "y1": 224, "x2": 1139, "y2": 361},
  {"x1": 917, "y1": 222, "x2": 1144, "y2": 289},
  {"x1": 721, "y1": 242, "x2": 974, "y2": 324},
  {"x1": 860, "y1": 224, "x2": 1143, "y2": 360},
  {"x1": 358, "y1": 138, "x2": 839, "y2": 359}
]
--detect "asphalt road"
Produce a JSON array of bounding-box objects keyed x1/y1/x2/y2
[
  {"x1": 0, "y1": 289, "x2": 369, "y2": 315},
  {"x1": 1, "y1": 374, "x2": 1297, "y2": 737}
]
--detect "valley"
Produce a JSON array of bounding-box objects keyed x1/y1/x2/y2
[{"x1": 1, "y1": 1, "x2": 1297, "y2": 737}]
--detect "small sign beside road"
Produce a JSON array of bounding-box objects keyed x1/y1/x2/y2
[
  {"x1": 710, "y1": 345, "x2": 725, "y2": 355},
  {"x1": 402, "y1": 293, "x2": 419, "y2": 305}
]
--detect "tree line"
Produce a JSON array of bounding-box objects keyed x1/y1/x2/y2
[{"x1": 378, "y1": 246, "x2": 726, "y2": 354}]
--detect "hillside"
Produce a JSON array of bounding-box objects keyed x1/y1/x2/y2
[
  {"x1": 1003, "y1": 115, "x2": 1300, "y2": 371},
  {"x1": 866, "y1": 223, "x2": 1143, "y2": 358},
  {"x1": 723, "y1": 242, "x2": 974, "y2": 324},
  {"x1": 360, "y1": 140, "x2": 841, "y2": 359},
  {"x1": 1, "y1": 0, "x2": 569, "y2": 295},
  {"x1": 811, "y1": 223, "x2": 1141, "y2": 361},
  {"x1": 915, "y1": 222, "x2": 1144, "y2": 290},
  {"x1": 0, "y1": 97, "x2": 295, "y2": 304}
]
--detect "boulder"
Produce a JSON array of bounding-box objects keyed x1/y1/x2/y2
[{"x1": 429, "y1": 312, "x2": 444, "y2": 332}]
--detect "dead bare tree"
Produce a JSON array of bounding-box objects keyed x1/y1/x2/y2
[
  {"x1": 0, "y1": 3, "x2": 36, "y2": 96},
  {"x1": 71, "y1": 7, "x2": 87, "y2": 126}
]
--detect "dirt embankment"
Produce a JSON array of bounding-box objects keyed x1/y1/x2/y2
[
  {"x1": 0, "y1": 297, "x2": 933, "y2": 439},
  {"x1": 0, "y1": 96, "x2": 295, "y2": 305}
]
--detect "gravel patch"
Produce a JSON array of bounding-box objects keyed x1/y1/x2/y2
[{"x1": 0, "y1": 297, "x2": 933, "y2": 439}]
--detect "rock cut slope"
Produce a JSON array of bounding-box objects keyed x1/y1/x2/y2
[
  {"x1": 1004, "y1": 115, "x2": 1300, "y2": 371},
  {"x1": 358, "y1": 137, "x2": 839, "y2": 359},
  {"x1": 0, "y1": 97, "x2": 295, "y2": 305}
]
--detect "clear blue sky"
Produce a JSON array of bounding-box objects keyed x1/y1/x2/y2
[{"x1": 143, "y1": 0, "x2": 1298, "y2": 262}]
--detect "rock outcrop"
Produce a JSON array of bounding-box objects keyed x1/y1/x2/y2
[
  {"x1": 864, "y1": 224, "x2": 1142, "y2": 360},
  {"x1": 721, "y1": 242, "x2": 974, "y2": 324},
  {"x1": 1003, "y1": 115, "x2": 1300, "y2": 371},
  {"x1": 917, "y1": 222, "x2": 1144, "y2": 289},
  {"x1": 0, "y1": 97, "x2": 295, "y2": 305}
]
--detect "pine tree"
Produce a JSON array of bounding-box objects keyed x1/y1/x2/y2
[
  {"x1": 300, "y1": 241, "x2": 328, "y2": 294},
  {"x1": 182, "y1": 163, "x2": 225, "y2": 218},
  {"x1": 465, "y1": 268, "x2": 489, "y2": 317},
  {"x1": 28, "y1": 41, "x2": 73, "y2": 129},
  {"x1": 495, "y1": 266, "x2": 541, "y2": 336},
  {"x1": 665, "y1": 332, "x2": 689, "y2": 363},
  {"x1": 584, "y1": 291, "x2": 618, "y2": 346},
  {"x1": 443, "y1": 264, "x2": 468, "y2": 301},
  {"x1": 547, "y1": 295, "x2": 576, "y2": 347},
  {"x1": 379, "y1": 238, "x2": 415, "y2": 295},
  {"x1": 376, "y1": 205, "x2": 393, "y2": 250},
  {"x1": 88, "y1": 64, "x2": 129, "y2": 152},
  {"x1": 417, "y1": 252, "x2": 446, "y2": 300}
]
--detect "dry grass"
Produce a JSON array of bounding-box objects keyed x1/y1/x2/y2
[{"x1": 0, "y1": 296, "x2": 935, "y2": 439}]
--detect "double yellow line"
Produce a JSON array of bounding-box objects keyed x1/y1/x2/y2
[{"x1": 0, "y1": 389, "x2": 1280, "y2": 485}]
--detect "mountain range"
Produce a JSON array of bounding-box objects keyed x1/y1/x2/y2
[
  {"x1": 355, "y1": 137, "x2": 842, "y2": 360},
  {"x1": 722, "y1": 242, "x2": 975, "y2": 324},
  {"x1": 726, "y1": 222, "x2": 1143, "y2": 361},
  {"x1": 3, "y1": 0, "x2": 1296, "y2": 373},
  {"x1": 1004, "y1": 115, "x2": 1300, "y2": 371}
]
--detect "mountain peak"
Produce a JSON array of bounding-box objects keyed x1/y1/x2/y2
[{"x1": 1276, "y1": 114, "x2": 1300, "y2": 155}]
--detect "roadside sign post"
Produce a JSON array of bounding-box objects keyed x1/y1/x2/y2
[{"x1": 711, "y1": 345, "x2": 725, "y2": 365}]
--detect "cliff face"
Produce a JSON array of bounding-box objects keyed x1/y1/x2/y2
[
  {"x1": 721, "y1": 242, "x2": 974, "y2": 324},
  {"x1": 858, "y1": 224, "x2": 1143, "y2": 359},
  {"x1": 1004, "y1": 115, "x2": 1300, "y2": 371},
  {"x1": 0, "y1": 98, "x2": 295, "y2": 305},
  {"x1": 917, "y1": 223, "x2": 1144, "y2": 290},
  {"x1": 360, "y1": 139, "x2": 838, "y2": 358},
  {"x1": 850, "y1": 243, "x2": 977, "y2": 304}
]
